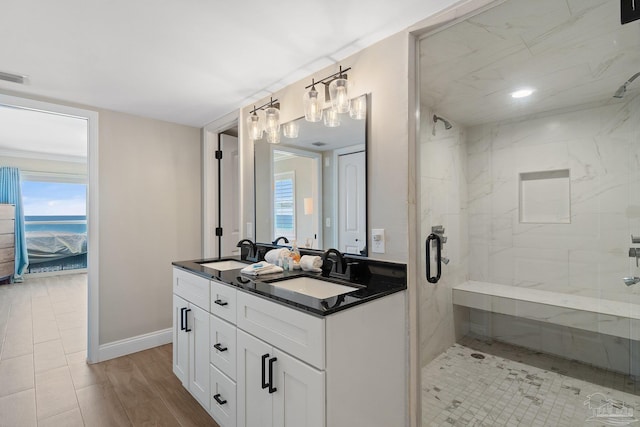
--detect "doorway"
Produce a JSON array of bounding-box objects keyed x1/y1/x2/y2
[{"x1": 0, "y1": 93, "x2": 99, "y2": 362}]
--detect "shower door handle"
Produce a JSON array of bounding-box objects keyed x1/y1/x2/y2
[{"x1": 426, "y1": 233, "x2": 441, "y2": 284}]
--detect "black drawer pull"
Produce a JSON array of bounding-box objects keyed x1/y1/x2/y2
[
  {"x1": 214, "y1": 299, "x2": 228, "y2": 307},
  {"x1": 180, "y1": 307, "x2": 186, "y2": 331},
  {"x1": 261, "y1": 353, "x2": 269, "y2": 389},
  {"x1": 213, "y1": 393, "x2": 227, "y2": 405},
  {"x1": 268, "y1": 357, "x2": 277, "y2": 394},
  {"x1": 184, "y1": 308, "x2": 192, "y2": 332},
  {"x1": 213, "y1": 343, "x2": 228, "y2": 352}
]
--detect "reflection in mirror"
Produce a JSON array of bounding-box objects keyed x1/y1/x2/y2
[{"x1": 254, "y1": 96, "x2": 367, "y2": 255}]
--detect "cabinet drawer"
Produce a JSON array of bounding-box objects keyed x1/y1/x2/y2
[
  {"x1": 211, "y1": 280, "x2": 237, "y2": 324},
  {"x1": 210, "y1": 315, "x2": 236, "y2": 380},
  {"x1": 0, "y1": 220, "x2": 14, "y2": 235},
  {"x1": 173, "y1": 268, "x2": 209, "y2": 310},
  {"x1": 0, "y1": 247, "x2": 14, "y2": 263},
  {"x1": 0, "y1": 233, "x2": 14, "y2": 249},
  {"x1": 210, "y1": 364, "x2": 236, "y2": 427},
  {"x1": 237, "y1": 292, "x2": 325, "y2": 369}
]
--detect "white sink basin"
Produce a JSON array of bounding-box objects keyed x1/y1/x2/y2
[
  {"x1": 200, "y1": 260, "x2": 248, "y2": 271},
  {"x1": 268, "y1": 277, "x2": 357, "y2": 299}
]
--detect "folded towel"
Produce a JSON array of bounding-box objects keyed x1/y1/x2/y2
[
  {"x1": 240, "y1": 262, "x2": 284, "y2": 276},
  {"x1": 265, "y1": 248, "x2": 291, "y2": 264},
  {"x1": 300, "y1": 255, "x2": 322, "y2": 272}
]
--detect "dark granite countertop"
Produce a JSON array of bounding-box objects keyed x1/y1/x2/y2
[{"x1": 172, "y1": 255, "x2": 406, "y2": 317}]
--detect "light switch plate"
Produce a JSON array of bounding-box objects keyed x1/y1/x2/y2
[{"x1": 371, "y1": 228, "x2": 385, "y2": 253}]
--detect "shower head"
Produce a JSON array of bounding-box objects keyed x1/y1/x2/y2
[
  {"x1": 623, "y1": 276, "x2": 640, "y2": 286},
  {"x1": 433, "y1": 115, "x2": 452, "y2": 130},
  {"x1": 613, "y1": 72, "x2": 640, "y2": 98}
]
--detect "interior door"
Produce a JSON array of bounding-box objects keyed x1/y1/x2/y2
[
  {"x1": 338, "y1": 150, "x2": 366, "y2": 253},
  {"x1": 221, "y1": 134, "x2": 239, "y2": 256}
]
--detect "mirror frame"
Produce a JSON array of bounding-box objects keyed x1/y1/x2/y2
[{"x1": 253, "y1": 94, "x2": 369, "y2": 256}]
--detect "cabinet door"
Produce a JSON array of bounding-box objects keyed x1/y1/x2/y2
[
  {"x1": 272, "y1": 349, "x2": 325, "y2": 427},
  {"x1": 173, "y1": 295, "x2": 189, "y2": 385},
  {"x1": 237, "y1": 330, "x2": 273, "y2": 427},
  {"x1": 189, "y1": 303, "x2": 211, "y2": 410}
]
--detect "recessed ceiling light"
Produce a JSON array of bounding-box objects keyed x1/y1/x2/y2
[{"x1": 511, "y1": 88, "x2": 535, "y2": 99}]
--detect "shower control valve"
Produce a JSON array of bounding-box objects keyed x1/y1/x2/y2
[
  {"x1": 630, "y1": 247, "x2": 640, "y2": 267},
  {"x1": 632, "y1": 235, "x2": 640, "y2": 244}
]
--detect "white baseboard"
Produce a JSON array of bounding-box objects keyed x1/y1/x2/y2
[{"x1": 98, "y1": 328, "x2": 172, "y2": 362}]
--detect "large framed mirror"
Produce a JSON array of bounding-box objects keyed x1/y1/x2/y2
[{"x1": 254, "y1": 95, "x2": 368, "y2": 255}]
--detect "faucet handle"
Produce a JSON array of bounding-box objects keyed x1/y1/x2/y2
[{"x1": 632, "y1": 235, "x2": 640, "y2": 244}]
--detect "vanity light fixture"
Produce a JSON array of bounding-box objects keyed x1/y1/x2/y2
[
  {"x1": 246, "y1": 97, "x2": 280, "y2": 141},
  {"x1": 303, "y1": 65, "x2": 352, "y2": 123},
  {"x1": 511, "y1": 88, "x2": 535, "y2": 99},
  {"x1": 282, "y1": 121, "x2": 299, "y2": 138},
  {"x1": 323, "y1": 107, "x2": 341, "y2": 128},
  {"x1": 303, "y1": 79, "x2": 324, "y2": 122},
  {"x1": 349, "y1": 94, "x2": 367, "y2": 120}
]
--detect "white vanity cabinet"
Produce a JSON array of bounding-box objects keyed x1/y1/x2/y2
[
  {"x1": 172, "y1": 270, "x2": 211, "y2": 410},
  {"x1": 173, "y1": 267, "x2": 407, "y2": 427}
]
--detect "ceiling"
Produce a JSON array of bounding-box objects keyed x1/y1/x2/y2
[
  {"x1": 420, "y1": 0, "x2": 640, "y2": 127},
  {"x1": 0, "y1": 0, "x2": 459, "y2": 128}
]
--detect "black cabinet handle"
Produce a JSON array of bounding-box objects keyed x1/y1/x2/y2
[
  {"x1": 213, "y1": 343, "x2": 228, "y2": 352},
  {"x1": 426, "y1": 234, "x2": 442, "y2": 284},
  {"x1": 268, "y1": 357, "x2": 277, "y2": 394},
  {"x1": 184, "y1": 308, "x2": 192, "y2": 332},
  {"x1": 213, "y1": 393, "x2": 227, "y2": 405},
  {"x1": 261, "y1": 354, "x2": 269, "y2": 389},
  {"x1": 214, "y1": 299, "x2": 228, "y2": 307},
  {"x1": 180, "y1": 307, "x2": 186, "y2": 331}
]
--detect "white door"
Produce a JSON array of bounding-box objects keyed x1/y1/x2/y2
[
  {"x1": 189, "y1": 303, "x2": 210, "y2": 410},
  {"x1": 272, "y1": 349, "x2": 325, "y2": 427},
  {"x1": 338, "y1": 150, "x2": 366, "y2": 253},
  {"x1": 237, "y1": 330, "x2": 273, "y2": 427},
  {"x1": 173, "y1": 295, "x2": 189, "y2": 385},
  {"x1": 221, "y1": 134, "x2": 240, "y2": 256}
]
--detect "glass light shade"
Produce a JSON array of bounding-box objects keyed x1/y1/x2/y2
[
  {"x1": 266, "y1": 129, "x2": 281, "y2": 144},
  {"x1": 246, "y1": 112, "x2": 262, "y2": 140},
  {"x1": 349, "y1": 95, "x2": 367, "y2": 120},
  {"x1": 303, "y1": 86, "x2": 323, "y2": 122},
  {"x1": 323, "y1": 107, "x2": 341, "y2": 128},
  {"x1": 329, "y1": 78, "x2": 350, "y2": 113},
  {"x1": 282, "y1": 121, "x2": 299, "y2": 138},
  {"x1": 264, "y1": 106, "x2": 280, "y2": 135}
]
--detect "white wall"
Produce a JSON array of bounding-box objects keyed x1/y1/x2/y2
[
  {"x1": 241, "y1": 31, "x2": 411, "y2": 262},
  {"x1": 467, "y1": 94, "x2": 640, "y2": 299}
]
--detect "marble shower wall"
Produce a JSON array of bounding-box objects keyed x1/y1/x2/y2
[
  {"x1": 467, "y1": 94, "x2": 640, "y2": 299},
  {"x1": 418, "y1": 110, "x2": 469, "y2": 367}
]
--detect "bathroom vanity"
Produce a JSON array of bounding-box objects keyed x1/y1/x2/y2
[{"x1": 171, "y1": 255, "x2": 407, "y2": 427}]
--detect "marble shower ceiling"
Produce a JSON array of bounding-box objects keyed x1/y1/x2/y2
[
  {"x1": 420, "y1": 0, "x2": 640, "y2": 127},
  {"x1": 0, "y1": 0, "x2": 460, "y2": 127}
]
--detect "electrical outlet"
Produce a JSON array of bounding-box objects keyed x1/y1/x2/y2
[
  {"x1": 325, "y1": 217, "x2": 331, "y2": 227},
  {"x1": 371, "y1": 229, "x2": 385, "y2": 253}
]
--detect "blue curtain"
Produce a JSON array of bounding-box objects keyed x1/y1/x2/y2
[{"x1": 0, "y1": 167, "x2": 28, "y2": 281}]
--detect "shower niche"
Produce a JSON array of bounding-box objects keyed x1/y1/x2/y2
[{"x1": 519, "y1": 169, "x2": 570, "y2": 224}]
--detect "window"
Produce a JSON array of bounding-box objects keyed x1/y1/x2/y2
[{"x1": 273, "y1": 171, "x2": 295, "y2": 240}]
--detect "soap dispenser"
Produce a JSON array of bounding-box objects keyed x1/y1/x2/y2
[{"x1": 290, "y1": 239, "x2": 301, "y2": 268}]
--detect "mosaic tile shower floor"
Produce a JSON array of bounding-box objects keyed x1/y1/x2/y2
[{"x1": 422, "y1": 337, "x2": 640, "y2": 426}]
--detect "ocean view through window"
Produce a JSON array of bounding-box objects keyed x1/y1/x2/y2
[{"x1": 22, "y1": 179, "x2": 87, "y2": 273}]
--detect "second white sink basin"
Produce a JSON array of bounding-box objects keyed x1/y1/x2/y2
[
  {"x1": 201, "y1": 260, "x2": 248, "y2": 271},
  {"x1": 269, "y1": 277, "x2": 357, "y2": 299}
]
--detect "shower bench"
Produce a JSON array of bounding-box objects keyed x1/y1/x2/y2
[{"x1": 452, "y1": 281, "x2": 640, "y2": 341}]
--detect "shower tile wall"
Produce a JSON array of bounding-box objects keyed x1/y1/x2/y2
[
  {"x1": 467, "y1": 94, "x2": 640, "y2": 298},
  {"x1": 419, "y1": 110, "x2": 469, "y2": 366}
]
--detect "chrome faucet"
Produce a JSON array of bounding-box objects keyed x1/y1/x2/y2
[
  {"x1": 272, "y1": 236, "x2": 290, "y2": 246},
  {"x1": 623, "y1": 277, "x2": 640, "y2": 286},
  {"x1": 236, "y1": 239, "x2": 258, "y2": 262}
]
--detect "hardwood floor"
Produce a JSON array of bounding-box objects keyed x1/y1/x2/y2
[{"x1": 0, "y1": 273, "x2": 218, "y2": 427}]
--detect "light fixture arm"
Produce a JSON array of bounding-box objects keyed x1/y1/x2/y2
[
  {"x1": 304, "y1": 66, "x2": 351, "y2": 90},
  {"x1": 250, "y1": 97, "x2": 280, "y2": 115}
]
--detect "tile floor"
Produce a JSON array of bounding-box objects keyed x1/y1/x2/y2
[{"x1": 422, "y1": 336, "x2": 640, "y2": 426}]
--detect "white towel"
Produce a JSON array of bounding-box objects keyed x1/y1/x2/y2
[
  {"x1": 240, "y1": 262, "x2": 284, "y2": 276},
  {"x1": 300, "y1": 255, "x2": 322, "y2": 272},
  {"x1": 265, "y1": 248, "x2": 291, "y2": 264}
]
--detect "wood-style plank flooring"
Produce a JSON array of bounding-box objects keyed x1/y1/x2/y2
[{"x1": 0, "y1": 273, "x2": 218, "y2": 427}]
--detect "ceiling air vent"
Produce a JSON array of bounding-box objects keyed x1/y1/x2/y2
[
  {"x1": 0, "y1": 71, "x2": 26, "y2": 84},
  {"x1": 311, "y1": 142, "x2": 326, "y2": 147}
]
